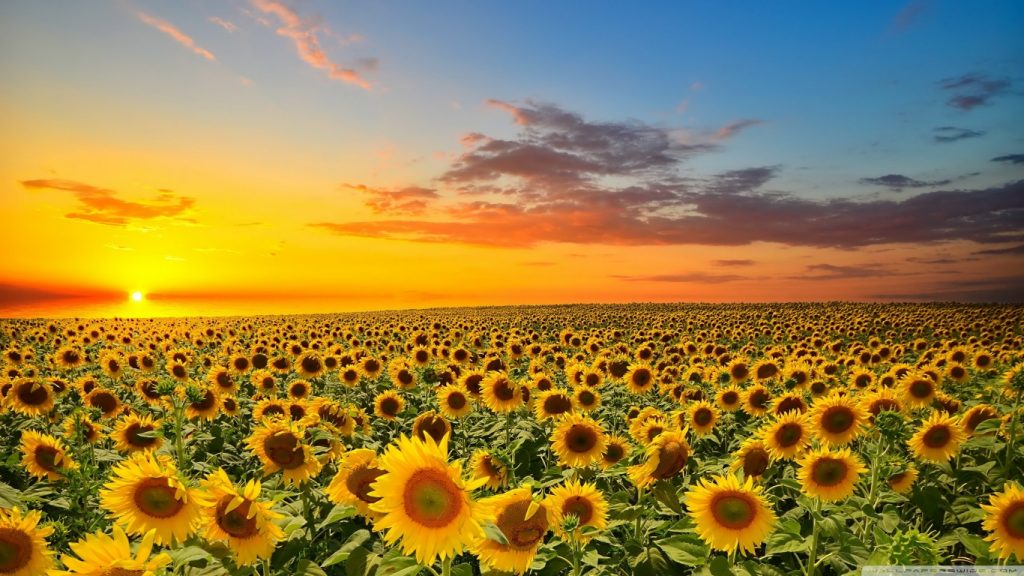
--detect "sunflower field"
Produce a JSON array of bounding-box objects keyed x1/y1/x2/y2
[{"x1": 1, "y1": 303, "x2": 1022, "y2": 576}]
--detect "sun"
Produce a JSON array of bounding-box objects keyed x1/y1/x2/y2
[{"x1": 131, "y1": 291, "x2": 144, "y2": 302}]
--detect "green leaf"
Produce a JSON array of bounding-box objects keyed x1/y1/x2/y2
[
  {"x1": 321, "y1": 529, "x2": 371, "y2": 567},
  {"x1": 708, "y1": 555, "x2": 735, "y2": 576},
  {"x1": 633, "y1": 548, "x2": 671, "y2": 576},
  {"x1": 317, "y1": 503, "x2": 356, "y2": 529},
  {"x1": 958, "y1": 531, "x2": 992, "y2": 561},
  {"x1": 0, "y1": 482, "x2": 24, "y2": 508},
  {"x1": 483, "y1": 522, "x2": 510, "y2": 545},
  {"x1": 652, "y1": 480, "x2": 683, "y2": 515},
  {"x1": 451, "y1": 565, "x2": 474, "y2": 576},
  {"x1": 295, "y1": 560, "x2": 327, "y2": 576},
  {"x1": 168, "y1": 545, "x2": 213, "y2": 567},
  {"x1": 656, "y1": 533, "x2": 709, "y2": 566}
]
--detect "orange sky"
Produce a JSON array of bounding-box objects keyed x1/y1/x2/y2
[{"x1": 2, "y1": 2, "x2": 1022, "y2": 317}]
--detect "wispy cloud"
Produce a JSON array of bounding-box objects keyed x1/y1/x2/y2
[
  {"x1": 938, "y1": 73, "x2": 1011, "y2": 111},
  {"x1": 21, "y1": 179, "x2": 197, "y2": 227},
  {"x1": 137, "y1": 12, "x2": 215, "y2": 61},
  {"x1": 612, "y1": 272, "x2": 750, "y2": 284},
  {"x1": 342, "y1": 183, "x2": 439, "y2": 215},
  {"x1": 249, "y1": 0, "x2": 371, "y2": 90},
  {"x1": 992, "y1": 154, "x2": 1024, "y2": 165},
  {"x1": 208, "y1": 16, "x2": 237, "y2": 33},
  {"x1": 714, "y1": 259, "x2": 755, "y2": 267},
  {"x1": 859, "y1": 174, "x2": 951, "y2": 190},
  {"x1": 933, "y1": 126, "x2": 985, "y2": 143},
  {"x1": 890, "y1": 0, "x2": 932, "y2": 33}
]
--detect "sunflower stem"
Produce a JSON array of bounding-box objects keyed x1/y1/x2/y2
[
  {"x1": 301, "y1": 481, "x2": 316, "y2": 549},
  {"x1": 1003, "y1": 387, "x2": 1022, "y2": 475},
  {"x1": 805, "y1": 498, "x2": 821, "y2": 576},
  {"x1": 440, "y1": 556, "x2": 453, "y2": 576},
  {"x1": 173, "y1": 398, "x2": 187, "y2": 471},
  {"x1": 571, "y1": 537, "x2": 583, "y2": 576}
]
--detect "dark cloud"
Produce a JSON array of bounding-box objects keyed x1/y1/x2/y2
[
  {"x1": 906, "y1": 256, "x2": 974, "y2": 265},
  {"x1": 612, "y1": 272, "x2": 749, "y2": 284},
  {"x1": 890, "y1": 0, "x2": 932, "y2": 33},
  {"x1": 992, "y1": 154, "x2": 1024, "y2": 165},
  {"x1": 933, "y1": 126, "x2": 985, "y2": 143},
  {"x1": 714, "y1": 259, "x2": 755, "y2": 267},
  {"x1": 786, "y1": 264, "x2": 901, "y2": 281},
  {"x1": 20, "y1": 179, "x2": 196, "y2": 226},
  {"x1": 858, "y1": 174, "x2": 951, "y2": 190},
  {"x1": 341, "y1": 183, "x2": 438, "y2": 215},
  {"x1": 938, "y1": 73, "x2": 1011, "y2": 110},
  {"x1": 972, "y1": 244, "x2": 1024, "y2": 256},
  {"x1": 870, "y1": 275, "x2": 1024, "y2": 303}
]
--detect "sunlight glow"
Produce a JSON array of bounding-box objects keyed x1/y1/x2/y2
[{"x1": 131, "y1": 291, "x2": 144, "y2": 302}]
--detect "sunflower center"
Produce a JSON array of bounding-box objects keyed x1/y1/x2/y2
[
  {"x1": 363, "y1": 359, "x2": 381, "y2": 374},
  {"x1": 291, "y1": 383, "x2": 307, "y2": 397},
  {"x1": 264, "y1": 433, "x2": 305, "y2": 469},
  {"x1": 90, "y1": 391, "x2": 117, "y2": 414},
  {"x1": 811, "y1": 458, "x2": 849, "y2": 487},
  {"x1": 756, "y1": 364, "x2": 779, "y2": 380},
  {"x1": 544, "y1": 395, "x2": 573, "y2": 415},
  {"x1": 731, "y1": 365, "x2": 749, "y2": 380},
  {"x1": 415, "y1": 415, "x2": 449, "y2": 444},
  {"x1": 722, "y1": 391, "x2": 739, "y2": 405},
  {"x1": 402, "y1": 468, "x2": 462, "y2": 528},
  {"x1": 1002, "y1": 502, "x2": 1024, "y2": 538},
  {"x1": 191, "y1": 390, "x2": 216, "y2": 411},
  {"x1": 493, "y1": 379, "x2": 516, "y2": 401},
  {"x1": 775, "y1": 397, "x2": 805, "y2": 415},
  {"x1": 632, "y1": 370, "x2": 652, "y2": 387},
  {"x1": 465, "y1": 375, "x2": 483, "y2": 395},
  {"x1": 693, "y1": 408, "x2": 713, "y2": 426},
  {"x1": 134, "y1": 477, "x2": 186, "y2": 518},
  {"x1": 301, "y1": 357, "x2": 321, "y2": 374},
  {"x1": 710, "y1": 493, "x2": 756, "y2": 529},
  {"x1": 578, "y1": 390, "x2": 596, "y2": 405},
  {"x1": 17, "y1": 381, "x2": 49, "y2": 406},
  {"x1": 34, "y1": 446, "x2": 60, "y2": 471},
  {"x1": 821, "y1": 406, "x2": 855, "y2": 434},
  {"x1": 743, "y1": 447, "x2": 770, "y2": 477},
  {"x1": 263, "y1": 404, "x2": 285, "y2": 417},
  {"x1": 497, "y1": 500, "x2": 549, "y2": 550},
  {"x1": 775, "y1": 423, "x2": 803, "y2": 447},
  {"x1": 749, "y1": 390, "x2": 769, "y2": 408},
  {"x1": 922, "y1": 425, "x2": 951, "y2": 448},
  {"x1": 909, "y1": 380, "x2": 933, "y2": 399},
  {"x1": 653, "y1": 441, "x2": 688, "y2": 479},
  {"x1": 562, "y1": 496, "x2": 594, "y2": 525},
  {"x1": 567, "y1": 425, "x2": 598, "y2": 453},
  {"x1": 446, "y1": 392, "x2": 467, "y2": 410},
  {"x1": 380, "y1": 397, "x2": 400, "y2": 416},
  {"x1": 966, "y1": 408, "x2": 996, "y2": 432},
  {"x1": 126, "y1": 423, "x2": 157, "y2": 447},
  {"x1": 869, "y1": 399, "x2": 900, "y2": 416},
  {"x1": 346, "y1": 465, "x2": 385, "y2": 504},
  {"x1": 172, "y1": 364, "x2": 187, "y2": 378},
  {"x1": 604, "y1": 443, "x2": 624, "y2": 463},
  {"x1": 0, "y1": 528, "x2": 31, "y2": 573},
  {"x1": 216, "y1": 496, "x2": 258, "y2": 538}
]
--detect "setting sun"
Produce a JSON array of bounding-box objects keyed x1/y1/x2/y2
[{"x1": 130, "y1": 291, "x2": 144, "y2": 302}]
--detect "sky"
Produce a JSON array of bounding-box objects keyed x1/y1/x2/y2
[{"x1": 1, "y1": 0, "x2": 1023, "y2": 317}]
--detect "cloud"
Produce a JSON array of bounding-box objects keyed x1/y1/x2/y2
[
  {"x1": 933, "y1": 126, "x2": 985, "y2": 143},
  {"x1": 890, "y1": 0, "x2": 932, "y2": 33},
  {"x1": 972, "y1": 243, "x2": 1024, "y2": 256},
  {"x1": 249, "y1": 0, "x2": 371, "y2": 90},
  {"x1": 938, "y1": 73, "x2": 1011, "y2": 110},
  {"x1": 342, "y1": 183, "x2": 439, "y2": 215},
  {"x1": 612, "y1": 272, "x2": 749, "y2": 284},
  {"x1": 858, "y1": 174, "x2": 952, "y2": 190},
  {"x1": 714, "y1": 119, "x2": 763, "y2": 140},
  {"x1": 870, "y1": 275, "x2": 1024, "y2": 302},
  {"x1": 787, "y1": 263, "x2": 900, "y2": 281},
  {"x1": 137, "y1": 12, "x2": 215, "y2": 61},
  {"x1": 209, "y1": 16, "x2": 237, "y2": 33},
  {"x1": 714, "y1": 259, "x2": 755, "y2": 267},
  {"x1": 311, "y1": 101, "x2": 1024, "y2": 249},
  {"x1": 20, "y1": 179, "x2": 197, "y2": 226},
  {"x1": 992, "y1": 154, "x2": 1024, "y2": 165}
]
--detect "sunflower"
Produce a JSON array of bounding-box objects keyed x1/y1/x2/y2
[
  {"x1": 436, "y1": 385, "x2": 473, "y2": 419},
  {"x1": 533, "y1": 389, "x2": 575, "y2": 421},
  {"x1": 99, "y1": 350, "x2": 124, "y2": 379},
  {"x1": 228, "y1": 353, "x2": 252, "y2": 375},
  {"x1": 358, "y1": 356, "x2": 384, "y2": 380},
  {"x1": 134, "y1": 378, "x2": 165, "y2": 406},
  {"x1": 732, "y1": 438, "x2": 771, "y2": 479},
  {"x1": 250, "y1": 369, "x2": 278, "y2": 397},
  {"x1": 980, "y1": 482, "x2": 1024, "y2": 561},
  {"x1": 206, "y1": 366, "x2": 237, "y2": 396},
  {"x1": 253, "y1": 398, "x2": 287, "y2": 421},
  {"x1": 772, "y1": 393, "x2": 808, "y2": 417},
  {"x1": 861, "y1": 388, "x2": 903, "y2": 421},
  {"x1": 413, "y1": 411, "x2": 451, "y2": 445},
  {"x1": 573, "y1": 386, "x2": 601, "y2": 412},
  {"x1": 295, "y1": 351, "x2": 325, "y2": 379},
  {"x1": 472, "y1": 486, "x2": 549, "y2": 574},
  {"x1": 166, "y1": 361, "x2": 189, "y2": 382},
  {"x1": 388, "y1": 360, "x2": 418, "y2": 390},
  {"x1": 20, "y1": 430, "x2": 77, "y2": 481},
  {"x1": 742, "y1": 385, "x2": 772, "y2": 417},
  {"x1": 751, "y1": 359, "x2": 782, "y2": 383},
  {"x1": 469, "y1": 450, "x2": 509, "y2": 490},
  {"x1": 368, "y1": 433, "x2": 486, "y2": 566},
  {"x1": 196, "y1": 469, "x2": 284, "y2": 566},
  {"x1": 627, "y1": 428, "x2": 690, "y2": 489},
  {"x1": 809, "y1": 393, "x2": 867, "y2": 447},
  {"x1": 624, "y1": 364, "x2": 656, "y2": 394},
  {"x1": 459, "y1": 369, "x2": 486, "y2": 398},
  {"x1": 963, "y1": 404, "x2": 999, "y2": 435},
  {"x1": 599, "y1": 435, "x2": 631, "y2": 469},
  {"x1": 62, "y1": 414, "x2": 103, "y2": 444},
  {"x1": 550, "y1": 413, "x2": 607, "y2": 469},
  {"x1": 220, "y1": 396, "x2": 241, "y2": 417},
  {"x1": 887, "y1": 466, "x2": 918, "y2": 493},
  {"x1": 760, "y1": 411, "x2": 810, "y2": 460},
  {"x1": 99, "y1": 452, "x2": 201, "y2": 546},
  {"x1": 185, "y1": 386, "x2": 221, "y2": 421},
  {"x1": 50, "y1": 526, "x2": 170, "y2": 576},
  {"x1": 374, "y1": 390, "x2": 405, "y2": 420},
  {"x1": 716, "y1": 384, "x2": 743, "y2": 412},
  {"x1": 246, "y1": 420, "x2": 322, "y2": 486},
  {"x1": 684, "y1": 474, "x2": 776, "y2": 553},
  {"x1": 326, "y1": 449, "x2": 387, "y2": 519},
  {"x1": 899, "y1": 371, "x2": 938, "y2": 409},
  {"x1": 546, "y1": 479, "x2": 608, "y2": 543},
  {"x1": 908, "y1": 411, "x2": 966, "y2": 462},
  {"x1": 0, "y1": 507, "x2": 53, "y2": 576},
  {"x1": 111, "y1": 413, "x2": 163, "y2": 454},
  {"x1": 53, "y1": 345, "x2": 86, "y2": 370},
  {"x1": 688, "y1": 401, "x2": 719, "y2": 436},
  {"x1": 481, "y1": 372, "x2": 523, "y2": 413},
  {"x1": 7, "y1": 377, "x2": 54, "y2": 416},
  {"x1": 796, "y1": 447, "x2": 867, "y2": 502}
]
